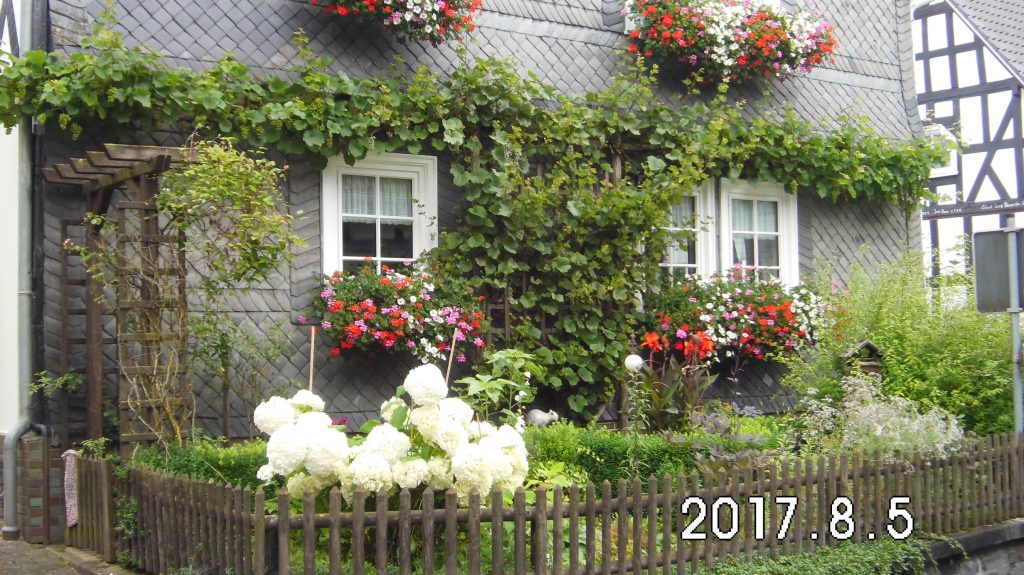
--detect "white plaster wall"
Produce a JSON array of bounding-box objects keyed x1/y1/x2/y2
[{"x1": 0, "y1": 0, "x2": 25, "y2": 434}]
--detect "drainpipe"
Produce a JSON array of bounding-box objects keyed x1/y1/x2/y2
[
  {"x1": 2, "y1": 0, "x2": 36, "y2": 541},
  {"x1": 1, "y1": 122, "x2": 35, "y2": 542}
]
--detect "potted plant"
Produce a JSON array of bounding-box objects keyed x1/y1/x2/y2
[
  {"x1": 311, "y1": 0, "x2": 483, "y2": 44},
  {"x1": 624, "y1": 0, "x2": 837, "y2": 81}
]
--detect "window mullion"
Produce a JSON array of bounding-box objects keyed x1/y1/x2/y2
[
  {"x1": 337, "y1": 172, "x2": 344, "y2": 272},
  {"x1": 375, "y1": 176, "x2": 382, "y2": 273}
]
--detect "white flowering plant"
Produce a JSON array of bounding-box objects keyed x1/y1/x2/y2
[
  {"x1": 801, "y1": 372, "x2": 964, "y2": 463},
  {"x1": 253, "y1": 363, "x2": 529, "y2": 503}
]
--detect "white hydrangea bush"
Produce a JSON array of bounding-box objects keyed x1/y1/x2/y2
[{"x1": 253, "y1": 363, "x2": 529, "y2": 502}]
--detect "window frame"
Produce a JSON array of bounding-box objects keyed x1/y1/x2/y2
[
  {"x1": 321, "y1": 152, "x2": 438, "y2": 274},
  {"x1": 718, "y1": 178, "x2": 799, "y2": 286},
  {"x1": 664, "y1": 180, "x2": 716, "y2": 278}
]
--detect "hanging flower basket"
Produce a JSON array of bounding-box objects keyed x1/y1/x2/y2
[
  {"x1": 311, "y1": 0, "x2": 483, "y2": 44},
  {"x1": 624, "y1": 0, "x2": 837, "y2": 81},
  {"x1": 304, "y1": 261, "x2": 488, "y2": 363}
]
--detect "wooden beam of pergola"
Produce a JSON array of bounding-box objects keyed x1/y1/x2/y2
[{"x1": 43, "y1": 144, "x2": 196, "y2": 195}]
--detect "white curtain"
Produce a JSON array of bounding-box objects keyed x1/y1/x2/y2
[
  {"x1": 731, "y1": 199, "x2": 753, "y2": 231},
  {"x1": 343, "y1": 174, "x2": 375, "y2": 215},
  {"x1": 671, "y1": 197, "x2": 695, "y2": 229},
  {"x1": 380, "y1": 178, "x2": 413, "y2": 217},
  {"x1": 756, "y1": 200, "x2": 778, "y2": 232}
]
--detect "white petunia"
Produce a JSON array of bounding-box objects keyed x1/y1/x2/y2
[
  {"x1": 254, "y1": 396, "x2": 296, "y2": 435},
  {"x1": 290, "y1": 389, "x2": 326, "y2": 412},
  {"x1": 404, "y1": 364, "x2": 448, "y2": 406}
]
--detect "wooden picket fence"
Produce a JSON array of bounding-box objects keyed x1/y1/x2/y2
[{"x1": 67, "y1": 433, "x2": 1024, "y2": 575}]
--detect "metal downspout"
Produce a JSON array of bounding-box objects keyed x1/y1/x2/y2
[{"x1": 2, "y1": 0, "x2": 36, "y2": 541}]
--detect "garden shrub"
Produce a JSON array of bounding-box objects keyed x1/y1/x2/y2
[
  {"x1": 524, "y1": 422, "x2": 696, "y2": 485},
  {"x1": 783, "y1": 257, "x2": 1013, "y2": 435},
  {"x1": 131, "y1": 438, "x2": 268, "y2": 489},
  {"x1": 685, "y1": 413, "x2": 794, "y2": 454},
  {"x1": 578, "y1": 428, "x2": 696, "y2": 484},
  {"x1": 730, "y1": 415, "x2": 793, "y2": 451},
  {"x1": 696, "y1": 538, "x2": 933, "y2": 575}
]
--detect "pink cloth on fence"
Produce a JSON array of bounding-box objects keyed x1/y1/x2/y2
[{"x1": 61, "y1": 449, "x2": 79, "y2": 527}]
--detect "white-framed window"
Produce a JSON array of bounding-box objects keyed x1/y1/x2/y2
[
  {"x1": 719, "y1": 179, "x2": 799, "y2": 285},
  {"x1": 665, "y1": 179, "x2": 799, "y2": 286},
  {"x1": 322, "y1": 152, "x2": 438, "y2": 274},
  {"x1": 665, "y1": 180, "x2": 715, "y2": 279}
]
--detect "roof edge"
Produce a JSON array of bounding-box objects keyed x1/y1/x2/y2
[{"x1": 945, "y1": 0, "x2": 1024, "y2": 85}]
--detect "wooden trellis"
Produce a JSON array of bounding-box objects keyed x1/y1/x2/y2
[{"x1": 45, "y1": 145, "x2": 194, "y2": 453}]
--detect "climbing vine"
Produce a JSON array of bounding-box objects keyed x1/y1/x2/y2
[{"x1": 0, "y1": 12, "x2": 948, "y2": 415}]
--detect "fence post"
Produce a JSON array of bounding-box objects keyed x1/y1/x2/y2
[
  {"x1": 99, "y1": 458, "x2": 117, "y2": 563},
  {"x1": 278, "y1": 491, "x2": 290, "y2": 575},
  {"x1": 254, "y1": 489, "x2": 266, "y2": 575},
  {"x1": 1011, "y1": 427, "x2": 1019, "y2": 511},
  {"x1": 533, "y1": 486, "x2": 548, "y2": 575}
]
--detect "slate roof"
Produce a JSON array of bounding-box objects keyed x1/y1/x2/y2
[
  {"x1": 49, "y1": 0, "x2": 922, "y2": 139},
  {"x1": 947, "y1": 0, "x2": 1024, "y2": 83}
]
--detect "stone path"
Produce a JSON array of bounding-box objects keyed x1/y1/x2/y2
[{"x1": 0, "y1": 537, "x2": 78, "y2": 575}]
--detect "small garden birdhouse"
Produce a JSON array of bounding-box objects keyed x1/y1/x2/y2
[{"x1": 841, "y1": 340, "x2": 883, "y2": 376}]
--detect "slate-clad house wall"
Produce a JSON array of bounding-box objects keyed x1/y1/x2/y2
[{"x1": 41, "y1": 0, "x2": 924, "y2": 435}]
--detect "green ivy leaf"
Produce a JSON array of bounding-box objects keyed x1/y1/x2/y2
[
  {"x1": 303, "y1": 129, "x2": 325, "y2": 148},
  {"x1": 646, "y1": 156, "x2": 666, "y2": 172}
]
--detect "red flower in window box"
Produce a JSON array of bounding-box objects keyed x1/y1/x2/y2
[
  {"x1": 310, "y1": 0, "x2": 483, "y2": 44},
  {"x1": 623, "y1": 0, "x2": 836, "y2": 81}
]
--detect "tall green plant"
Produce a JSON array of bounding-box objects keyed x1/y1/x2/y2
[
  {"x1": 783, "y1": 257, "x2": 1012, "y2": 434},
  {"x1": 159, "y1": 138, "x2": 302, "y2": 438}
]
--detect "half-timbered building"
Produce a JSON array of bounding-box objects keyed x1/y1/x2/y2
[{"x1": 913, "y1": 0, "x2": 1024, "y2": 274}]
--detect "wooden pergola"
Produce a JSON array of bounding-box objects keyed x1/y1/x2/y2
[{"x1": 43, "y1": 144, "x2": 195, "y2": 447}]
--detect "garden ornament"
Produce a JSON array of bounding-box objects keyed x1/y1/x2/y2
[{"x1": 526, "y1": 408, "x2": 560, "y2": 427}]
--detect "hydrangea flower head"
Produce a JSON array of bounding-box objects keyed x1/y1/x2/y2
[
  {"x1": 290, "y1": 389, "x2": 326, "y2": 412},
  {"x1": 403, "y1": 363, "x2": 448, "y2": 406},
  {"x1": 254, "y1": 396, "x2": 297, "y2": 435}
]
